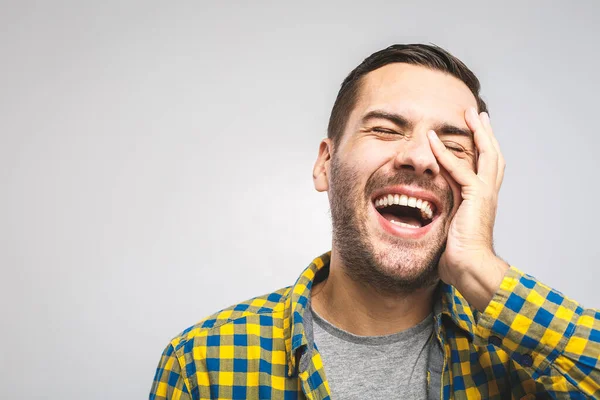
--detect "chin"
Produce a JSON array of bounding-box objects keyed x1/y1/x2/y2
[
  {"x1": 377, "y1": 247, "x2": 438, "y2": 276},
  {"x1": 351, "y1": 241, "x2": 442, "y2": 294}
]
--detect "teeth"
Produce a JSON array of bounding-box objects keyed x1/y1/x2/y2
[
  {"x1": 373, "y1": 193, "x2": 436, "y2": 221},
  {"x1": 421, "y1": 201, "x2": 433, "y2": 220}
]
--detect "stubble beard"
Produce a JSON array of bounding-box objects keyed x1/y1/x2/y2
[{"x1": 329, "y1": 153, "x2": 454, "y2": 295}]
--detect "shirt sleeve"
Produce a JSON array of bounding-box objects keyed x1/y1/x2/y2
[
  {"x1": 149, "y1": 343, "x2": 192, "y2": 400},
  {"x1": 474, "y1": 266, "x2": 600, "y2": 398}
]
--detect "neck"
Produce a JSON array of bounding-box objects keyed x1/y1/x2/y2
[{"x1": 311, "y1": 248, "x2": 437, "y2": 336}]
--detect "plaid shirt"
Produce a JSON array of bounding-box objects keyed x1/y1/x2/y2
[{"x1": 150, "y1": 252, "x2": 600, "y2": 399}]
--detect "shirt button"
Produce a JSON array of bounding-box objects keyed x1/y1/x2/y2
[
  {"x1": 489, "y1": 335, "x2": 502, "y2": 346},
  {"x1": 521, "y1": 354, "x2": 533, "y2": 367}
]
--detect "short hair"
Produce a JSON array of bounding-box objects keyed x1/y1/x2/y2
[{"x1": 327, "y1": 44, "x2": 488, "y2": 146}]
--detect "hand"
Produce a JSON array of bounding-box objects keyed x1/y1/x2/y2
[{"x1": 427, "y1": 107, "x2": 509, "y2": 311}]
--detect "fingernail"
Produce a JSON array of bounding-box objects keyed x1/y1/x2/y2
[
  {"x1": 469, "y1": 107, "x2": 478, "y2": 118},
  {"x1": 427, "y1": 130, "x2": 438, "y2": 140}
]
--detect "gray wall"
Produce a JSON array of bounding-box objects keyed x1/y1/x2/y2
[{"x1": 2, "y1": 1, "x2": 599, "y2": 399}]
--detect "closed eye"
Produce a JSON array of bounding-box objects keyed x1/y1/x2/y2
[
  {"x1": 372, "y1": 127, "x2": 403, "y2": 136},
  {"x1": 445, "y1": 145, "x2": 465, "y2": 153},
  {"x1": 442, "y1": 141, "x2": 467, "y2": 153}
]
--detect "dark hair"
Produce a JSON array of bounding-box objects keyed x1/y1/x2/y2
[{"x1": 327, "y1": 43, "x2": 488, "y2": 146}]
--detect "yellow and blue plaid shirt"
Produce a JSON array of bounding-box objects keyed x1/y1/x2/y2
[{"x1": 150, "y1": 252, "x2": 600, "y2": 399}]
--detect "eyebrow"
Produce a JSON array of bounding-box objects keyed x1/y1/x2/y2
[
  {"x1": 361, "y1": 110, "x2": 473, "y2": 139},
  {"x1": 362, "y1": 110, "x2": 411, "y2": 129}
]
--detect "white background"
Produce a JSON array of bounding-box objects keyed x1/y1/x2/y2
[{"x1": 2, "y1": 1, "x2": 599, "y2": 398}]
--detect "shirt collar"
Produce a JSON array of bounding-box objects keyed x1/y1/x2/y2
[
  {"x1": 437, "y1": 280, "x2": 478, "y2": 339},
  {"x1": 283, "y1": 251, "x2": 478, "y2": 376},
  {"x1": 283, "y1": 252, "x2": 329, "y2": 376}
]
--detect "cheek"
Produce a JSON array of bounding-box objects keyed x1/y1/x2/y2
[
  {"x1": 350, "y1": 140, "x2": 397, "y2": 169},
  {"x1": 440, "y1": 169, "x2": 462, "y2": 212}
]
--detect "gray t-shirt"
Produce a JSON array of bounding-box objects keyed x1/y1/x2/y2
[{"x1": 311, "y1": 307, "x2": 435, "y2": 399}]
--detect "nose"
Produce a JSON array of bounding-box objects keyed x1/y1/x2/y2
[{"x1": 393, "y1": 132, "x2": 440, "y2": 177}]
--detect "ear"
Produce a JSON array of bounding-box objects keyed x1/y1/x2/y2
[{"x1": 313, "y1": 138, "x2": 333, "y2": 192}]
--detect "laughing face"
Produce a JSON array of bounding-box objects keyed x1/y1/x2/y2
[{"x1": 314, "y1": 63, "x2": 478, "y2": 294}]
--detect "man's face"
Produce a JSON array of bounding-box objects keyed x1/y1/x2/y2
[{"x1": 319, "y1": 63, "x2": 478, "y2": 293}]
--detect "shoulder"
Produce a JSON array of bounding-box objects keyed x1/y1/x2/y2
[{"x1": 167, "y1": 286, "x2": 292, "y2": 352}]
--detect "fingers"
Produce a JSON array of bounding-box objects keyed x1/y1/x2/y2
[
  {"x1": 427, "y1": 130, "x2": 476, "y2": 186},
  {"x1": 429, "y1": 107, "x2": 506, "y2": 194},
  {"x1": 480, "y1": 112, "x2": 506, "y2": 192},
  {"x1": 465, "y1": 107, "x2": 498, "y2": 185}
]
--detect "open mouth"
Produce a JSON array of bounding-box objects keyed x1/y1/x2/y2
[{"x1": 373, "y1": 194, "x2": 437, "y2": 229}]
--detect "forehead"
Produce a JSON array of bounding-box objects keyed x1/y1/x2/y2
[{"x1": 354, "y1": 63, "x2": 478, "y2": 124}]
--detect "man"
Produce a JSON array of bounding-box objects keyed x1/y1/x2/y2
[{"x1": 150, "y1": 44, "x2": 600, "y2": 399}]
